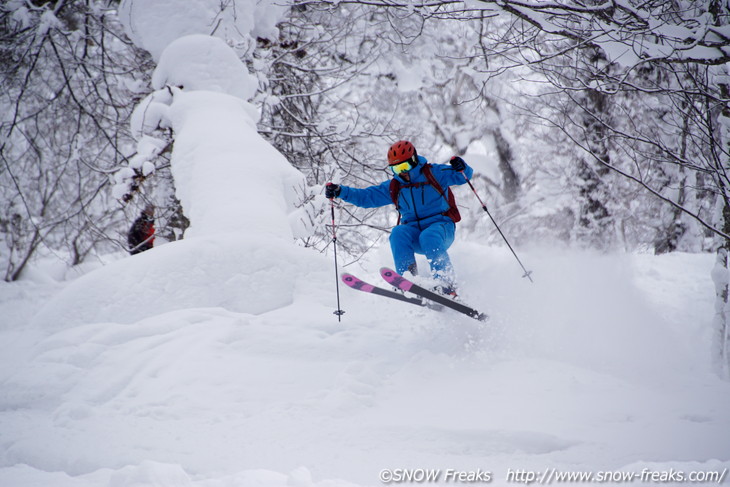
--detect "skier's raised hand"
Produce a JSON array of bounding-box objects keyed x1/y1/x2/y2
[
  {"x1": 325, "y1": 183, "x2": 341, "y2": 199},
  {"x1": 449, "y1": 156, "x2": 466, "y2": 172}
]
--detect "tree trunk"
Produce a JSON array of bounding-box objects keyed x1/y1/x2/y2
[
  {"x1": 712, "y1": 203, "x2": 730, "y2": 379},
  {"x1": 574, "y1": 49, "x2": 614, "y2": 249},
  {"x1": 712, "y1": 71, "x2": 730, "y2": 378},
  {"x1": 493, "y1": 128, "x2": 520, "y2": 203}
]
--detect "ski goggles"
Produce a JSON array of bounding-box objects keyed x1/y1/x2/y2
[{"x1": 390, "y1": 159, "x2": 414, "y2": 175}]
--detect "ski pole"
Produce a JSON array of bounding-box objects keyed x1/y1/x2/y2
[
  {"x1": 460, "y1": 171, "x2": 534, "y2": 283},
  {"x1": 329, "y1": 196, "x2": 346, "y2": 320}
]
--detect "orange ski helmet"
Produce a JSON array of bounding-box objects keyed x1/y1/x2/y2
[{"x1": 387, "y1": 140, "x2": 417, "y2": 166}]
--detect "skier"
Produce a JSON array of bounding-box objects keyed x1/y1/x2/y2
[
  {"x1": 326, "y1": 140, "x2": 473, "y2": 297},
  {"x1": 127, "y1": 204, "x2": 155, "y2": 255}
]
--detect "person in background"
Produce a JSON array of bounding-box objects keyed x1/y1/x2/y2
[
  {"x1": 128, "y1": 204, "x2": 155, "y2": 255},
  {"x1": 326, "y1": 140, "x2": 473, "y2": 297}
]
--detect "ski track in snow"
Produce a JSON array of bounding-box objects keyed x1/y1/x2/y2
[{"x1": 1, "y1": 245, "x2": 729, "y2": 487}]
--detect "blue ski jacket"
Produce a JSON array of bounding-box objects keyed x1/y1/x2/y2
[{"x1": 338, "y1": 156, "x2": 473, "y2": 228}]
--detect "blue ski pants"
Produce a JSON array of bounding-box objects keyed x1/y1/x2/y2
[{"x1": 389, "y1": 221, "x2": 456, "y2": 283}]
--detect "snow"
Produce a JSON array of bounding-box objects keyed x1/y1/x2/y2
[
  {"x1": 392, "y1": 58, "x2": 425, "y2": 92},
  {"x1": 9, "y1": 4, "x2": 32, "y2": 30},
  {"x1": 2, "y1": 3, "x2": 729, "y2": 487},
  {"x1": 118, "y1": 0, "x2": 287, "y2": 61},
  {"x1": 29, "y1": 235, "x2": 323, "y2": 328},
  {"x1": 152, "y1": 35, "x2": 258, "y2": 101},
  {"x1": 37, "y1": 9, "x2": 61, "y2": 37},
  {"x1": 163, "y1": 88, "x2": 301, "y2": 238},
  {"x1": 2, "y1": 243, "x2": 730, "y2": 486},
  {"x1": 130, "y1": 90, "x2": 172, "y2": 139}
]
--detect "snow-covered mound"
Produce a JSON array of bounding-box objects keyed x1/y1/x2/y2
[{"x1": 30, "y1": 236, "x2": 324, "y2": 328}]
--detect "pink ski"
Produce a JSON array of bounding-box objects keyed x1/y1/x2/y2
[
  {"x1": 341, "y1": 273, "x2": 426, "y2": 307},
  {"x1": 380, "y1": 268, "x2": 488, "y2": 321}
]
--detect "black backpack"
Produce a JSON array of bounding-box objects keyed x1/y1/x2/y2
[{"x1": 388, "y1": 163, "x2": 461, "y2": 225}]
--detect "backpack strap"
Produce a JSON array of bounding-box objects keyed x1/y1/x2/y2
[
  {"x1": 421, "y1": 164, "x2": 445, "y2": 199},
  {"x1": 389, "y1": 179, "x2": 402, "y2": 225},
  {"x1": 422, "y1": 164, "x2": 461, "y2": 223},
  {"x1": 389, "y1": 178, "x2": 400, "y2": 208}
]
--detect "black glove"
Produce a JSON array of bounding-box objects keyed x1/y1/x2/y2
[
  {"x1": 450, "y1": 156, "x2": 466, "y2": 172},
  {"x1": 325, "y1": 183, "x2": 341, "y2": 199}
]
